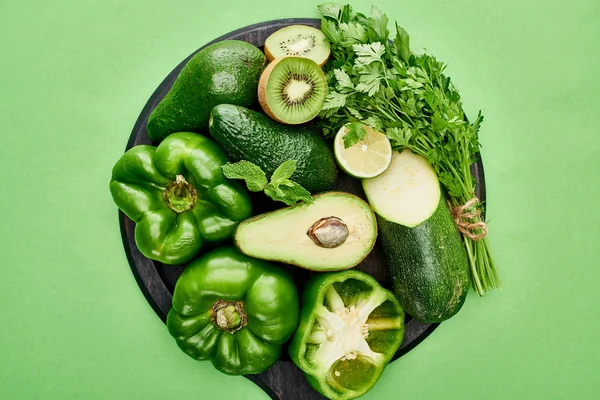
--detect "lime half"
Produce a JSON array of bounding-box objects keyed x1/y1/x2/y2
[{"x1": 334, "y1": 124, "x2": 392, "y2": 179}]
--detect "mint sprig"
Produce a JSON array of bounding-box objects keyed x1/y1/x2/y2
[{"x1": 222, "y1": 160, "x2": 313, "y2": 206}]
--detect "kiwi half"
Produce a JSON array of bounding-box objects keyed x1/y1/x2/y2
[
  {"x1": 264, "y1": 25, "x2": 331, "y2": 67},
  {"x1": 258, "y1": 56, "x2": 328, "y2": 125}
]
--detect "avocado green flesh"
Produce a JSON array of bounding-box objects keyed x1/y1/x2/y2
[
  {"x1": 146, "y1": 40, "x2": 266, "y2": 141},
  {"x1": 208, "y1": 104, "x2": 338, "y2": 193},
  {"x1": 234, "y1": 193, "x2": 377, "y2": 271}
]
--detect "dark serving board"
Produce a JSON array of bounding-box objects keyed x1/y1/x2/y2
[{"x1": 119, "y1": 18, "x2": 486, "y2": 400}]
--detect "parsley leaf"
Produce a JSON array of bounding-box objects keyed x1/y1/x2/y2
[
  {"x1": 356, "y1": 65, "x2": 382, "y2": 95},
  {"x1": 333, "y1": 68, "x2": 355, "y2": 90},
  {"x1": 353, "y1": 42, "x2": 385, "y2": 65},
  {"x1": 322, "y1": 91, "x2": 348, "y2": 111},
  {"x1": 321, "y1": 18, "x2": 342, "y2": 45},
  {"x1": 394, "y1": 22, "x2": 411, "y2": 62},
  {"x1": 318, "y1": 3, "x2": 343, "y2": 20},
  {"x1": 368, "y1": 6, "x2": 389, "y2": 40},
  {"x1": 343, "y1": 122, "x2": 367, "y2": 148},
  {"x1": 340, "y1": 22, "x2": 368, "y2": 44}
]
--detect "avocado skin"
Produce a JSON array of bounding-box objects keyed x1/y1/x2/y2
[
  {"x1": 147, "y1": 40, "x2": 266, "y2": 140},
  {"x1": 209, "y1": 105, "x2": 338, "y2": 193}
]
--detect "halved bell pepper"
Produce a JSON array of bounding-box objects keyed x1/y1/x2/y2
[
  {"x1": 289, "y1": 270, "x2": 404, "y2": 400},
  {"x1": 109, "y1": 132, "x2": 252, "y2": 265},
  {"x1": 167, "y1": 246, "x2": 300, "y2": 375}
]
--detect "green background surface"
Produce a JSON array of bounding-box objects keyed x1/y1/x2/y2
[{"x1": 1, "y1": 0, "x2": 599, "y2": 398}]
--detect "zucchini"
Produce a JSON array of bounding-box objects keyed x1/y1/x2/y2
[{"x1": 362, "y1": 150, "x2": 470, "y2": 322}]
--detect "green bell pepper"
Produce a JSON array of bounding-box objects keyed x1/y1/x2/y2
[
  {"x1": 167, "y1": 246, "x2": 300, "y2": 375},
  {"x1": 289, "y1": 270, "x2": 405, "y2": 400},
  {"x1": 109, "y1": 132, "x2": 252, "y2": 265}
]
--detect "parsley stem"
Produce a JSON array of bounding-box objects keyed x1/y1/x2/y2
[
  {"x1": 374, "y1": 105, "x2": 398, "y2": 123},
  {"x1": 463, "y1": 236, "x2": 483, "y2": 295},
  {"x1": 443, "y1": 160, "x2": 471, "y2": 197},
  {"x1": 484, "y1": 238, "x2": 501, "y2": 288},
  {"x1": 414, "y1": 133, "x2": 434, "y2": 150}
]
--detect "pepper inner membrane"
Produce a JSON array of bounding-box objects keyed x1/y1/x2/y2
[{"x1": 303, "y1": 278, "x2": 402, "y2": 387}]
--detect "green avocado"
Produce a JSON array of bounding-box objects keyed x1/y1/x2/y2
[
  {"x1": 208, "y1": 104, "x2": 338, "y2": 193},
  {"x1": 234, "y1": 192, "x2": 377, "y2": 271},
  {"x1": 147, "y1": 40, "x2": 266, "y2": 141}
]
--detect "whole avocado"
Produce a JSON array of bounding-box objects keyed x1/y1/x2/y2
[
  {"x1": 209, "y1": 105, "x2": 338, "y2": 193},
  {"x1": 147, "y1": 40, "x2": 266, "y2": 141}
]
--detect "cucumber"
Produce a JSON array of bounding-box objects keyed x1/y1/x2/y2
[{"x1": 362, "y1": 150, "x2": 470, "y2": 322}]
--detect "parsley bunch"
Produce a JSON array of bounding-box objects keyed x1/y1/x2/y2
[{"x1": 317, "y1": 3, "x2": 499, "y2": 295}]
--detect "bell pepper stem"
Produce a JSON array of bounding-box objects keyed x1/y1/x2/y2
[
  {"x1": 210, "y1": 300, "x2": 247, "y2": 333},
  {"x1": 163, "y1": 174, "x2": 198, "y2": 213},
  {"x1": 216, "y1": 305, "x2": 242, "y2": 330}
]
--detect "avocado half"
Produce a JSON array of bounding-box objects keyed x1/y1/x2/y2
[{"x1": 234, "y1": 192, "x2": 377, "y2": 271}]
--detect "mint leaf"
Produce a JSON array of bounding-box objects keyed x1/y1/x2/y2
[
  {"x1": 265, "y1": 182, "x2": 313, "y2": 206},
  {"x1": 266, "y1": 159, "x2": 313, "y2": 205},
  {"x1": 224, "y1": 159, "x2": 313, "y2": 205},
  {"x1": 270, "y1": 159, "x2": 297, "y2": 185},
  {"x1": 221, "y1": 161, "x2": 267, "y2": 192},
  {"x1": 343, "y1": 122, "x2": 367, "y2": 148}
]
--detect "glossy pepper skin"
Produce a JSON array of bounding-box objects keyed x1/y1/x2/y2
[
  {"x1": 110, "y1": 132, "x2": 252, "y2": 265},
  {"x1": 167, "y1": 246, "x2": 300, "y2": 375},
  {"x1": 289, "y1": 270, "x2": 405, "y2": 400}
]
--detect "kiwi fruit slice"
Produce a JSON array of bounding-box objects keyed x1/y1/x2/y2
[
  {"x1": 264, "y1": 25, "x2": 331, "y2": 67},
  {"x1": 258, "y1": 56, "x2": 328, "y2": 125}
]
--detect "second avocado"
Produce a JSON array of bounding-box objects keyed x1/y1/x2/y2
[
  {"x1": 209, "y1": 105, "x2": 338, "y2": 193},
  {"x1": 147, "y1": 40, "x2": 266, "y2": 141}
]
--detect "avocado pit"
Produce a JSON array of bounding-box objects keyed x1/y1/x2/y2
[{"x1": 308, "y1": 217, "x2": 349, "y2": 249}]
